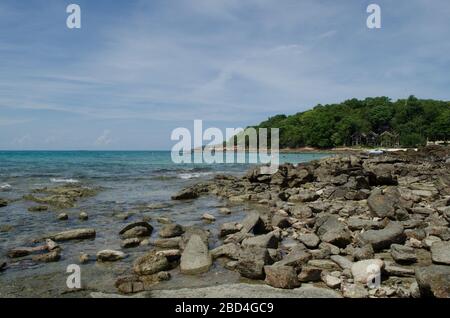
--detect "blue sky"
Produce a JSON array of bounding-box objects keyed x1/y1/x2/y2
[{"x1": 0, "y1": 0, "x2": 449, "y2": 150}]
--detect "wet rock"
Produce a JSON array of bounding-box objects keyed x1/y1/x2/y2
[
  {"x1": 0, "y1": 199, "x2": 8, "y2": 207},
  {"x1": 115, "y1": 272, "x2": 171, "y2": 294},
  {"x1": 79, "y1": 211, "x2": 89, "y2": 220},
  {"x1": 0, "y1": 260, "x2": 6, "y2": 271},
  {"x1": 156, "y1": 217, "x2": 172, "y2": 224},
  {"x1": 430, "y1": 241, "x2": 450, "y2": 265},
  {"x1": 316, "y1": 215, "x2": 352, "y2": 248},
  {"x1": 133, "y1": 251, "x2": 170, "y2": 275},
  {"x1": 180, "y1": 235, "x2": 212, "y2": 275},
  {"x1": 79, "y1": 253, "x2": 90, "y2": 264},
  {"x1": 236, "y1": 246, "x2": 272, "y2": 279},
  {"x1": 202, "y1": 213, "x2": 216, "y2": 222},
  {"x1": 121, "y1": 238, "x2": 142, "y2": 249},
  {"x1": 180, "y1": 227, "x2": 210, "y2": 250},
  {"x1": 97, "y1": 250, "x2": 126, "y2": 262},
  {"x1": 358, "y1": 222, "x2": 405, "y2": 251},
  {"x1": 219, "y1": 222, "x2": 242, "y2": 237},
  {"x1": 264, "y1": 265, "x2": 300, "y2": 289},
  {"x1": 32, "y1": 250, "x2": 61, "y2": 263},
  {"x1": 151, "y1": 237, "x2": 181, "y2": 249},
  {"x1": 351, "y1": 259, "x2": 384, "y2": 284},
  {"x1": 24, "y1": 185, "x2": 98, "y2": 209},
  {"x1": 159, "y1": 223, "x2": 184, "y2": 238},
  {"x1": 8, "y1": 247, "x2": 36, "y2": 258},
  {"x1": 390, "y1": 244, "x2": 417, "y2": 264},
  {"x1": 415, "y1": 265, "x2": 450, "y2": 298},
  {"x1": 171, "y1": 188, "x2": 199, "y2": 200},
  {"x1": 341, "y1": 283, "x2": 369, "y2": 298},
  {"x1": 156, "y1": 249, "x2": 181, "y2": 262},
  {"x1": 57, "y1": 213, "x2": 68, "y2": 220},
  {"x1": 298, "y1": 233, "x2": 320, "y2": 249},
  {"x1": 47, "y1": 228, "x2": 96, "y2": 242},
  {"x1": 119, "y1": 222, "x2": 153, "y2": 239},
  {"x1": 28, "y1": 205, "x2": 48, "y2": 212},
  {"x1": 242, "y1": 230, "x2": 280, "y2": 249}
]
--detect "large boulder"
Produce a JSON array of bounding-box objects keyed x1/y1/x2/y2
[
  {"x1": 180, "y1": 234, "x2": 212, "y2": 274},
  {"x1": 133, "y1": 251, "x2": 170, "y2": 275},
  {"x1": 358, "y1": 222, "x2": 405, "y2": 251},
  {"x1": 415, "y1": 265, "x2": 450, "y2": 298},
  {"x1": 367, "y1": 187, "x2": 398, "y2": 218},
  {"x1": 46, "y1": 228, "x2": 96, "y2": 242},
  {"x1": 264, "y1": 265, "x2": 300, "y2": 289},
  {"x1": 430, "y1": 241, "x2": 450, "y2": 265},
  {"x1": 241, "y1": 231, "x2": 280, "y2": 249}
]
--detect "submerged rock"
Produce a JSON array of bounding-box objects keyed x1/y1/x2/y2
[
  {"x1": 28, "y1": 205, "x2": 48, "y2": 212},
  {"x1": 97, "y1": 250, "x2": 126, "y2": 262},
  {"x1": 46, "y1": 228, "x2": 96, "y2": 242},
  {"x1": 171, "y1": 188, "x2": 199, "y2": 200},
  {"x1": 180, "y1": 234, "x2": 212, "y2": 274},
  {"x1": 119, "y1": 222, "x2": 153, "y2": 239},
  {"x1": 0, "y1": 198, "x2": 8, "y2": 207},
  {"x1": 32, "y1": 250, "x2": 61, "y2": 263}
]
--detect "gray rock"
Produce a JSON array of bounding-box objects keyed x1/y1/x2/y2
[
  {"x1": 264, "y1": 265, "x2": 300, "y2": 289},
  {"x1": 0, "y1": 198, "x2": 8, "y2": 207},
  {"x1": 236, "y1": 246, "x2": 272, "y2": 279},
  {"x1": 57, "y1": 213, "x2": 68, "y2": 220},
  {"x1": 121, "y1": 238, "x2": 142, "y2": 249},
  {"x1": 298, "y1": 266, "x2": 322, "y2": 282},
  {"x1": 271, "y1": 215, "x2": 291, "y2": 229},
  {"x1": 430, "y1": 241, "x2": 450, "y2": 265},
  {"x1": 242, "y1": 230, "x2": 280, "y2": 249},
  {"x1": 316, "y1": 215, "x2": 352, "y2": 248},
  {"x1": 46, "y1": 228, "x2": 96, "y2": 242},
  {"x1": 353, "y1": 244, "x2": 375, "y2": 261},
  {"x1": 290, "y1": 205, "x2": 313, "y2": 218},
  {"x1": 151, "y1": 237, "x2": 181, "y2": 249},
  {"x1": 156, "y1": 249, "x2": 181, "y2": 262},
  {"x1": 359, "y1": 222, "x2": 405, "y2": 251},
  {"x1": 384, "y1": 262, "x2": 415, "y2": 277},
  {"x1": 32, "y1": 250, "x2": 61, "y2": 263},
  {"x1": 0, "y1": 260, "x2": 6, "y2": 271},
  {"x1": 97, "y1": 250, "x2": 126, "y2": 262},
  {"x1": 171, "y1": 188, "x2": 199, "y2": 200},
  {"x1": 210, "y1": 243, "x2": 241, "y2": 260},
  {"x1": 274, "y1": 245, "x2": 311, "y2": 270},
  {"x1": 180, "y1": 234, "x2": 212, "y2": 274},
  {"x1": 330, "y1": 255, "x2": 353, "y2": 270},
  {"x1": 415, "y1": 265, "x2": 450, "y2": 298},
  {"x1": 79, "y1": 211, "x2": 89, "y2": 220},
  {"x1": 133, "y1": 251, "x2": 170, "y2": 275},
  {"x1": 298, "y1": 233, "x2": 320, "y2": 249},
  {"x1": 367, "y1": 187, "x2": 397, "y2": 218},
  {"x1": 341, "y1": 283, "x2": 369, "y2": 298},
  {"x1": 159, "y1": 223, "x2": 184, "y2": 238},
  {"x1": 120, "y1": 222, "x2": 153, "y2": 239},
  {"x1": 288, "y1": 190, "x2": 319, "y2": 203},
  {"x1": 219, "y1": 222, "x2": 242, "y2": 237},
  {"x1": 390, "y1": 244, "x2": 417, "y2": 263},
  {"x1": 28, "y1": 205, "x2": 48, "y2": 212}
]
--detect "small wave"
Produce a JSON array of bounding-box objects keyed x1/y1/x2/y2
[
  {"x1": 50, "y1": 178, "x2": 79, "y2": 184},
  {"x1": 0, "y1": 183, "x2": 12, "y2": 191},
  {"x1": 178, "y1": 172, "x2": 213, "y2": 179}
]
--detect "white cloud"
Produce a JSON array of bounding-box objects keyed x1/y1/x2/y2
[{"x1": 94, "y1": 129, "x2": 112, "y2": 146}]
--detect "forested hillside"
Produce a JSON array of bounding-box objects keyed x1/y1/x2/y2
[{"x1": 252, "y1": 96, "x2": 450, "y2": 148}]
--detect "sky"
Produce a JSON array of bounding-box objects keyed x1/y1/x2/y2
[{"x1": 0, "y1": 0, "x2": 449, "y2": 150}]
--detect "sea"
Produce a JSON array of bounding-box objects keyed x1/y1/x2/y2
[{"x1": 0, "y1": 151, "x2": 331, "y2": 296}]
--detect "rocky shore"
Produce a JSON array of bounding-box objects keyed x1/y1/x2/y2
[{"x1": 1, "y1": 146, "x2": 449, "y2": 298}]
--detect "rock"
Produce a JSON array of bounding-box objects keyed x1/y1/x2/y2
[
  {"x1": 367, "y1": 187, "x2": 397, "y2": 218},
  {"x1": 46, "y1": 228, "x2": 96, "y2": 241},
  {"x1": 133, "y1": 251, "x2": 170, "y2": 275},
  {"x1": 28, "y1": 205, "x2": 48, "y2": 212},
  {"x1": 180, "y1": 234, "x2": 212, "y2": 274},
  {"x1": 79, "y1": 253, "x2": 90, "y2": 264},
  {"x1": 307, "y1": 259, "x2": 341, "y2": 272},
  {"x1": 271, "y1": 215, "x2": 291, "y2": 229},
  {"x1": 264, "y1": 265, "x2": 300, "y2": 289},
  {"x1": 274, "y1": 246, "x2": 311, "y2": 270},
  {"x1": 240, "y1": 212, "x2": 265, "y2": 234},
  {"x1": 57, "y1": 213, "x2": 68, "y2": 220},
  {"x1": 236, "y1": 246, "x2": 272, "y2": 279},
  {"x1": 32, "y1": 250, "x2": 61, "y2": 263},
  {"x1": 323, "y1": 274, "x2": 341, "y2": 289},
  {"x1": 159, "y1": 223, "x2": 184, "y2": 238},
  {"x1": 210, "y1": 243, "x2": 241, "y2": 260},
  {"x1": 347, "y1": 217, "x2": 381, "y2": 231},
  {"x1": 415, "y1": 265, "x2": 450, "y2": 298},
  {"x1": 202, "y1": 213, "x2": 216, "y2": 222},
  {"x1": 219, "y1": 208, "x2": 231, "y2": 215},
  {"x1": 290, "y1": 205, "x2": 313, "y2": 218},
  {"x1": 180, "y1": 227, "x2": 210, "y2": 250},
  {"x1": 121, "y1": 238, "x2": 141, "y2": 249},
  {"x1": 341, "y1": 283, "x2": 369, "y2": 298},
  {"x1": 288, "y1": 190, "x2": 319, "y2": 203},
  {"x1": 423, "y1": 236, "x2": 442, "y2": 249},
  {"x1": 359, "y1": 222, "x2": 405, "y2": 251},
  {"x1": 390, "y1": 244, "x2": 417, "y2": 264},
  {"x1": 156, "y1": 249, "x2": 181, "y2": 262},
  {"x1": 115, "y1": 272, "x2": 171, "y2": 294},
  {"x1": 219, "y1": 222, "x2": 242, "y2": 237},
  {"x1": 316, "y1": 215, "x2": 352, "y2": 248},
  {"x1": 151, "y1": 237, "x2": 181, "y2": 249},
  {"x1": 384, "y1": 263, "x2": 415, "y2": 277},
  {"x1": 330, "y1": 255, "x2": 353, "y2": 270},
  {"x1": 156, "y1": 217, "x2": 172, "y2": 224},
  {"x1": 430, "y1": 241, "x2": 450, "y2": 265},
  {"x1": 45, "y1": 239, "x2": 59, "y2": 251},
  {"x1": 79, "y1": 211, "x2": 89, "y2": 220},
  {"x1": 8, "y1": 247, "x2": 35, "y2": 258},
  {"x1": 0, "y1": 260, "x2": 6, "y2": 271},
  {"x1": 119, "y1": 222, "x2": 153, "y2": 239},
  {"x1": 171, "y1": 188, "x2": 199, "y2": 200},
  {"x1": 351, "y1": 259, "x2": 384, "y2": 284},
  {"x1": 353, "y1": 244, "x2": 375, "y2": 261},
  {"x1": 97, "y1": 250, "x2": 126, "y2": 262},
  {"x1": 298, "y1": 233, "x2": 320, "y2": 249},
  {"x1": 298, "y1": 266, "x2": 322, "y2": 282},
  {"x1": 242, "y1": 231, "x2": 280, "y2": 249},
  {"x1": 0, "y1": 199, "x2": 8, "y2": 207}
]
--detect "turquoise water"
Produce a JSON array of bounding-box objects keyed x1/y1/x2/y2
[{"x1": 0, "y1": 151, "x2": 331, "y2": 296}]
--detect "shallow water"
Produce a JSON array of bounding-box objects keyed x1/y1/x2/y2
[{"x1": 0, "y1": 151, "x2": 331, "y2": 297}]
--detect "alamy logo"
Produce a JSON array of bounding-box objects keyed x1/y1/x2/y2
[
  {"x1": 366, "y1": 263, "x2": 381, "y2": 289},
  {"x1": 171, "y1": 120, "x2": 279, "y2": 174},
  {"x1": 66, "y1": 4, "x2": 81, "y2": 29},
  {"x1": 66, "y1": 264, "x2": 81, "y2": 289},
  {"x1": 367, "y1": 4, "x2": 381, "y2": 29}
]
